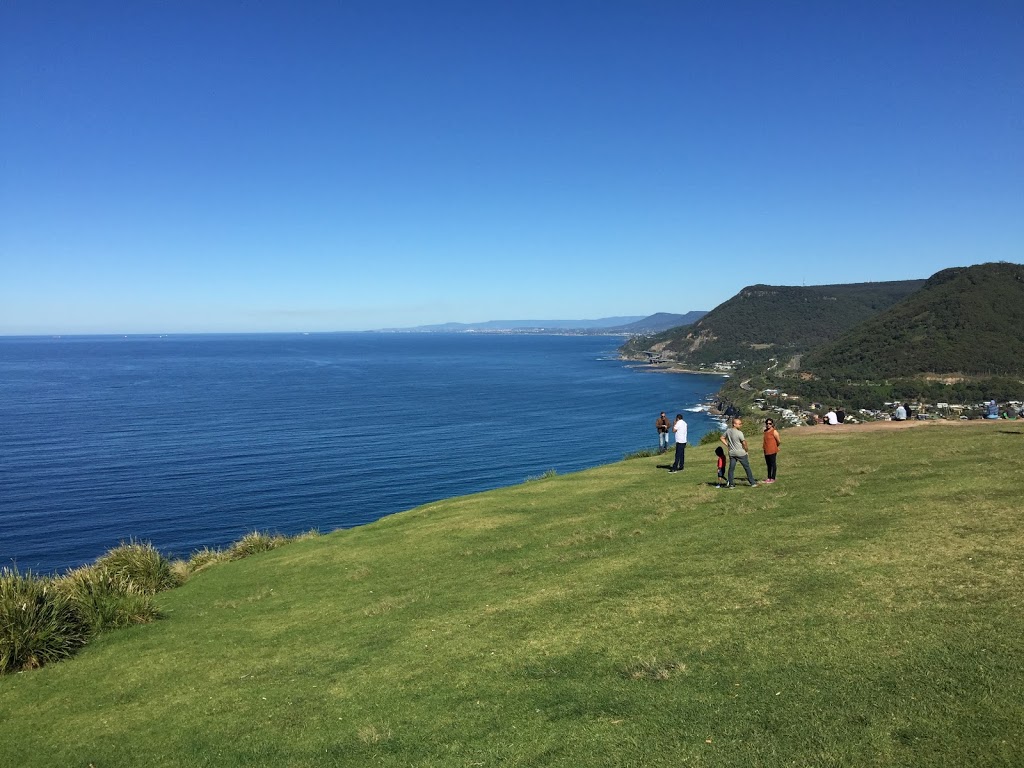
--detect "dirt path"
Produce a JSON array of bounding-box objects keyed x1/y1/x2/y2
[{"x1": 788, "y1": 418, "x2": 1020, "y2": 437}]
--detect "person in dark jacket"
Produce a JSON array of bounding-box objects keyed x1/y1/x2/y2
[{"x1": 655, "y1": 412, "x2": 671, "y2": 453}]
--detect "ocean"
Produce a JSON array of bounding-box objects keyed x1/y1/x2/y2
[{"x1": 0, "y1": 333, "x2": 724, "y2": 574}]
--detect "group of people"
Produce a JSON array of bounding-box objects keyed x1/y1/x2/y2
[
  {"x1": 656, "y1": 412, "x2": 781, "y2": 487},
  {"x1": 823, "y1": 408, "x2": 846, "y2": 425},
  {"x1": 716, "y1": 416, "x2": 780, "y2": 488}
]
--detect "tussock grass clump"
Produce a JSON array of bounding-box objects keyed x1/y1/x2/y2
[
  {"x1": 56, "y1": 566, "x2": 161, "y2": 632},
  {"x1": 2, "y1": 529, "x2": 315, "y2": 676},
  {"x1": 624, "y1": 447, "x2": 658, "y2": 460},
  {"x1": 290, "y1": 528, "x2": 321, "y2": 542},
  {"x1": 227, "y1": 531, "x2": 289, "y2": 560},
  {"x1": 0, "y1": 568, "x2": 89, "y2": 673},
  {"x1": 525, "y1": 468, "x2": 557, "y2": 482},
  {"x1": 168, "y1": 559, "x2": 190, "y2": 585},
  {"x1": 94, "y1": 540, "x2": 180, "y2": 594},
  {"x1": 186, "y1": 547, "x2": 227, "y2": 574}
]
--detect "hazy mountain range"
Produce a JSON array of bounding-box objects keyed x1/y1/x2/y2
[{"x1": 381, "y1": 311, "x2": 707, "y2": 334}]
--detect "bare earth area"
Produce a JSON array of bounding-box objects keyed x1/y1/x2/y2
[{"x1": 792, "y1": 418, "x2": 1022, "y2": 436}]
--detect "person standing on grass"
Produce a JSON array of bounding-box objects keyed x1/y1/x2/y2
[
  {"x1": 656, "y1": 412, "x2": 671, "y2": 453},
  {"x1": 720, "y1": 417, "x2": 757, "y2": 487},
  {"x1": 714, "y1": 446, "x2": 727, "y2": 487},
  {"x1": 762, "y1": 418, "x2": 781, "y2": 484},
  {"x1": 669, "y1": 413, "x2": 687, "y2": 473}
]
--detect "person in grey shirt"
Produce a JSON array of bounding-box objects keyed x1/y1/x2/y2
[{"x1": 719, "y1": 417, "x2": 758, "y2": 488}]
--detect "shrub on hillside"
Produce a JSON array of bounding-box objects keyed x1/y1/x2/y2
[
  {"x1": 168, "y1": 559, "x2": 190, "y2": 585},
  {"x1": 186, "y1": 547, "x2": 226, "y2": 573},
  {"x1": 56, "y1": 566, "x2": 161, "y2": 632},
  {"x1": 525, "y1": 469, "x2": 557, "y2": 482},
  {"x1": 227, "y1": 531, "x2": 288, "y2": 561},
  {"x1": 0, "y1": 568, "x2": 89, "y2": 673},
  {"x1": 94, "y1": 541, "x2": 180, "y2": 594},
  {"x1": 184, "y1": 531, "x2": 320, "y2": 575},
  {"x1": 624, "y1": 448, "x2": 658, "y2": 460},
  {"x1": 699, "y1": 430, "x2": 724, "y2": 446}
]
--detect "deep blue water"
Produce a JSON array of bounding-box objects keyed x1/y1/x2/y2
[{"x1": 0, "y1": 333, "x2": 724, "y2": 573}]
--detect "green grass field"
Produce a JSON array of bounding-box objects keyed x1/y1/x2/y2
[{"x1": 2, "y1": 423, "x2": 1022, "y2": 767}]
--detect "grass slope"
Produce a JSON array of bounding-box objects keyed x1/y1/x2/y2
[{"x1": 2, "y1": 424, "x2": 1022, "y2": 767}]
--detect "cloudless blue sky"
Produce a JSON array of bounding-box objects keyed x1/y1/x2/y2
[{"x1": 2, "y1": 1, "x2": 1021, "y2": 333}]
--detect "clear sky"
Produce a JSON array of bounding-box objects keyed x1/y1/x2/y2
[{"x1": 2, "y1": 1, "x2": 1021, "y2": 334}]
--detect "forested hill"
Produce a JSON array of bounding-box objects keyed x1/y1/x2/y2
[
  {"x1": 621, "y1": 279, "x2": 924, "y2": 365},
  {"x1": 802, "y1": 262, "x2": 1024, "y2": 379}
]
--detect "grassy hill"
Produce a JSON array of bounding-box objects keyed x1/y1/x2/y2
[
  {"x1": 621, "y1": 280, "x2": 924, "y2": 366},
  {"x1": 2, "y1": 423, "x2": 1022, "y2": 767},
  {"x1": 803, "y1": 262, "x2": 1024, "y2": 379}
]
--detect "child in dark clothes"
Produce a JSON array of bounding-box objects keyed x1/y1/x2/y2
[{"x1": 714, "y1": 446, "x2": 726, "y2": 488}]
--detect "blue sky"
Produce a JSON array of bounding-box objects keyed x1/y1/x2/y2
[{"x1": 2, "y1": 1, "x2": 1021, "y2": 334}]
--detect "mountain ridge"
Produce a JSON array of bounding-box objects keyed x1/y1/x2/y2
[
  {"x1": 802, "y1": 262, "x2": 1024, "y2": 379},
  {"x1": 380, "y1": 311, "x2": 706, "y2": 334},
  {"x1": 621, "y1": 280, "x2": 925, "y2": 364}
]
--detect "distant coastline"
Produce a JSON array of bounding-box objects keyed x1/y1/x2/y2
[
  {"x1": 379, "y1": 310, "x2": 708, "y2": 336},
  {"x1": 376, "y1": 328, "x2": 636, "y2": 337}
]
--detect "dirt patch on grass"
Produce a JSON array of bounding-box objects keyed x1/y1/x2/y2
[{"x1": 789, "y1": 419, "x2": 1006, "y2": 437}]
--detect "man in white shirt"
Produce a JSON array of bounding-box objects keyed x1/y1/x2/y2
[
  {"x1": 825, "y1": 409, "x2": 839, "y2": 425},
  {"x1": 669, "y1": 414, "x2": 687, "y2": 473}
]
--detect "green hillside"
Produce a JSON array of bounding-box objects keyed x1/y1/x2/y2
[
  {"x1": 803, "y1": 262, "x2": 1024, "y2": 379},
  {"x1": 621, "y1": 280, "x2": 924, "y2": 365},
  {"x1": 2, "y1": 424, "x2": 1022, "y2": 767}
]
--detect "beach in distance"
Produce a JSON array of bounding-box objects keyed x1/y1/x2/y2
[{"x1": 0, "y1": 333, "x2": 725, "y2": 573}]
